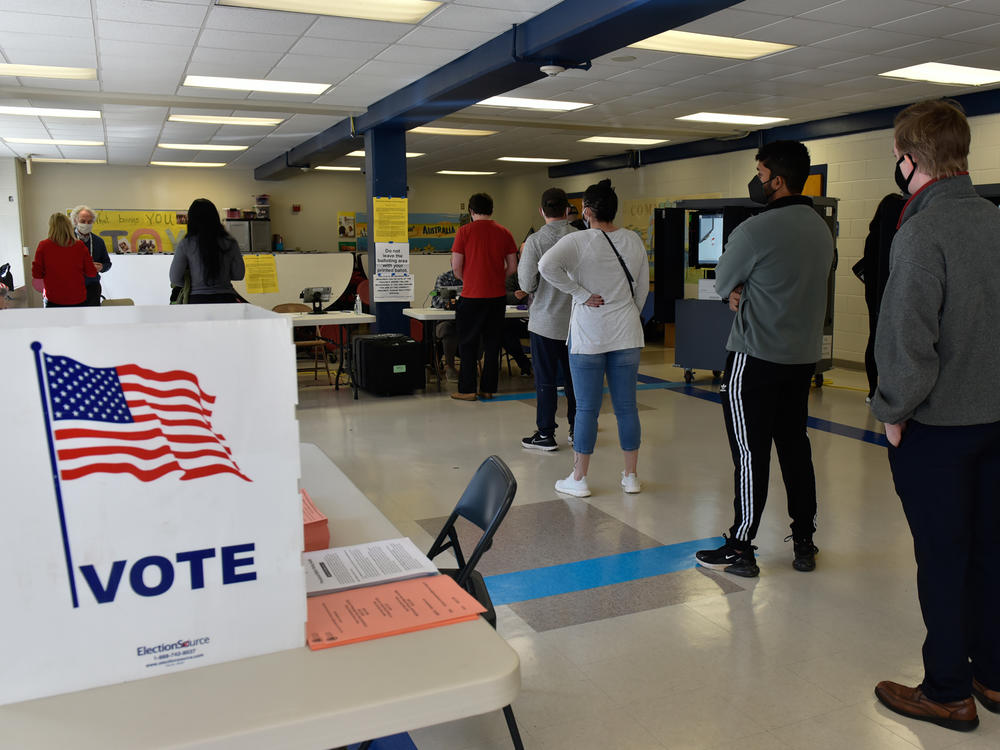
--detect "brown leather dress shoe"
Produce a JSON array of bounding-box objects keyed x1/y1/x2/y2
[
  {"x1": 875, "y1": 681, "x2": 979, "y2": 732},
  {"x1": 972, "y1": 678, "x2": 1000, "y2": 713},
  {"x1": 450, "y1": 392, "x2": 477, "y2": 401}
]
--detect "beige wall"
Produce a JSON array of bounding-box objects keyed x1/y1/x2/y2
[
  {"x1": 18, "y1": 163, "x2": 546, "y2": 253},
  {"x1": 551, "y1": 111, "x2": 1000, "y2": 364},
  {"x1": 17, "y1": 161, "x2": 547, "y2": 305}
]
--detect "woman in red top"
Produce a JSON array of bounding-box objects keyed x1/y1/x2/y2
[{"x1": 32, "y1": 213, "x2": 97, "y2": 307}]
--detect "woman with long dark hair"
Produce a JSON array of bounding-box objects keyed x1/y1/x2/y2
[{"x1": 169, "y1": 198, "x2": 245, "y2": 303}]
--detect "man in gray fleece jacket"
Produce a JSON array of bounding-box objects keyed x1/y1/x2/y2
[
  {"x1": 695, "y1": 140, "x2": 834, "y2": 579},
  {"x1": 871, "y1": 99, "x2": 1000, "y2": 733}
]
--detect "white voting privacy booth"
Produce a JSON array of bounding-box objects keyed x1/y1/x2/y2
[{"x1": 0, "y1": 305, "x2": 306, "y2": 706}]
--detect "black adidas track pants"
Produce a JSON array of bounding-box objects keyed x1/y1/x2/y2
[{"x1": 720, "y1": 351, "x2": 817, "y2": 543}]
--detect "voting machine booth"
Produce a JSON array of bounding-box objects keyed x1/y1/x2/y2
[{"x1": 0, "y1": 305, "x2": 306, "y2": 705}]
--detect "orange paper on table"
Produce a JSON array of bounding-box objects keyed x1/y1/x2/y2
[
  {"x1": 306, "y1": 575, "x2": 485, "y2": 650},
  {"x1": 301, "y1": 488, "x2": 330, "y2": 552}
]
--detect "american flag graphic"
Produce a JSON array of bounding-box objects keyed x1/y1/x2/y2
[{"x1": 40, "y1": 352, "x2": 250, "y2": 482}]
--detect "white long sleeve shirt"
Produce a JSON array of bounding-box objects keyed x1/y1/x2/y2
[{"x1": 538, "y1": 227, "x2": 649, "y2": 355}]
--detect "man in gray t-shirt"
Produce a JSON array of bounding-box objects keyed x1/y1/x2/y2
[
  {"x1": 517, "y1": 188, "x2": 577, "y2": 451},
  {"x1": 695, "y1": 140, "x2": 834, "y2": 579}
]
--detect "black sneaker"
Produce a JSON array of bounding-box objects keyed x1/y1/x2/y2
[
  {"x1": 567, "y1": 430, "x2": 574, "y2": 446},
  {"x1": 695, "y1": 536, "x2": 759, "y2": 577},
  {"x1": 522, "y1": 431, "x2": 557, "y2": 451},
  {"x1": 786, "y1": 534, "x2": 819, "y2": 572}
]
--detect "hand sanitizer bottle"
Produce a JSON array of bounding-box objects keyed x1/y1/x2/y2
[{"x1": 354, "y1": 292, "x2": 363, "y2": 314}]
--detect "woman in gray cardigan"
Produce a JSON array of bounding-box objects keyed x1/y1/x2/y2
[{"x1": 170, "y1": 198, "x2": 245, "y2": 303}]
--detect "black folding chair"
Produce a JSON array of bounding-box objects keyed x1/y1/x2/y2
[{"x1": 356, "y1": 456, "x2": 524, "y2": 750}]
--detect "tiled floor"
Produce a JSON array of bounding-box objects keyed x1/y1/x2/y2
[{"x1": 297, "y1": 346, "x2": 1000, "y2": 750}]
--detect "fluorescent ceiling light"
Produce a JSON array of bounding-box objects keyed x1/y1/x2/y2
[
  {"x1": 315, "y1": 166, "x2": 362, "y2": 171},
  {"x1": 158, "y1": 143, "x2": 248, "y2": 151},
  {"x1": 5, "y1": 137, "x2": 104, "y2": 146},
  {"x1": 0, "y1": 63, "x2": 96, "y2": 80},
  {"x1": 879, "y1": 62, "x2": 1000, "y2": 86},
  {"x1": 629, "y1": 30, "x2": 793, "y2": 59},
  {"x1": 676, "y1": 112, "x2": 788, "y2": 126},
  {"x1": 169, "y1": 114, "x2": 283, "y2": 127},
  {"x1": 183, "y1": 75, "x2": 329, "y2": 95},
  {"x1": 0, "y1": 106, "x2": 100, "y2": 119},
  {"x1": 477, "y1": 96, "x2": 590, "y2": 112},
  {"x1": 409, "y1": 126, "x2": 497, "y2": 136},
  {"x1": 497, "y1": 157, "x2": 568, "y2": 163},
  {"x1": 346, "y1": 150, "x2": 424, "y2": 157},
  {"x1": 217, "y1": 0, "x2": 440, "y2": 24},
  {"x1": 150, "y1": 161, "x2": 227, "y2": 168},
  {"x1": 579, "y1": 136, "x2": 668, "y2": 146},
  {"x1": 29, "y1": 158, "x2": 106, "y2": 164},
  {"x1": 437, "y1": 170, "x2": 497, "y2": 175}
]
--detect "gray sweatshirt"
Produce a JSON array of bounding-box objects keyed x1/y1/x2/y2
[
  {"x1": 169, "y1": 235, "x2": 245, "y2": 296},
  {"x1": 871, "y1": 175, "x2": 1000, "y2": 426},
  {"x1": 518, "y1": 220, "x2": 576, "y2": 341},
  {"x1": 715, "y1": 196, "x2": 834, "y2": 365}
]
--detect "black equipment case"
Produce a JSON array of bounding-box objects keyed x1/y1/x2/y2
[{"x1": 352, "y1": 333, "x2": 425, "y2": 396}]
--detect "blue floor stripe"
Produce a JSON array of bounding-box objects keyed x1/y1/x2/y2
[
  {"x1": 349, "y1": 733, "x2": 418, "y2": 750},
  {"x1": 485, "y1": 373, "x2": 889, "y2": 447},
  {"x1": 484, "y1": 537, "x2": 723, "y2": 605}
]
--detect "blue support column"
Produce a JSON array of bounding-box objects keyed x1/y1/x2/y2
[{"x1": 365, "y1": 126, "x2": 408, "y2": 335}]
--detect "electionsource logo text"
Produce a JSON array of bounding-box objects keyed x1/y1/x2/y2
[{"x1": 137, "y1": 636, "x2": 210, "y2": 657}]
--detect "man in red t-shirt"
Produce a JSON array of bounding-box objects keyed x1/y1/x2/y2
[{"x1": 450, "y1": 193, "x2": 518, "y2": 400}]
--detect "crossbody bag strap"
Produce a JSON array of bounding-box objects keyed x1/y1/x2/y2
[{"x1": 600, "y1": 230, "x2": 635, "y2": 298}]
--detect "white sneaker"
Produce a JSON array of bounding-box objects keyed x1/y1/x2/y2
[
  {"x1": 621, "y1": 472, "x2": 641, "y2": 494},
  {"x1": 555, "y1": 473, "x2": 590, "y2": 497}
]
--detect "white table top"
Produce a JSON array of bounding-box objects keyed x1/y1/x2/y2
[
  {"x1": 403, "y1": 306, "x2": 528, "y2": 321},
  {"x1": 282, "y1": 311, "x2": 377, "y2": 327},
  {"x1": 0, "y1": 443, "x2": 520, "y2": 749}
]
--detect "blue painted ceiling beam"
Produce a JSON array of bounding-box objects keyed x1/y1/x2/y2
[
  {"x1": 549, "y1": 86, "x2": 1000, "y2": 179},
  {"x1": 255, "y1": 0, "x2": 742, "y2": 180}
]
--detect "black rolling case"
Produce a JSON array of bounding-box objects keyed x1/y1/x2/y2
[{"x1": 352, "y1": 334, "x2": 425, "y2": 395}]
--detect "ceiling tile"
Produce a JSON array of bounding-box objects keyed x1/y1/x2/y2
[
  {"x1": 1, "y1": 0, "x2": 91, "y2": 16},
  {"x1": 814, "y1": 28, "x2": 927, "y2": 55},
  {"x1": 677, "y1": 8, "x2": 787, "y2": 36},
  {"x1": 98, "y1": 20, "x2": 200, "y2": 46},
  {"x1": 454, "y1": 0, "x2": 560, "y2": 11},
  {"x1": 95, "y1": 0, "x2": 208, "y2": 27},
  {"x1": 267, "y1": 55, "x2": 363, "y2": 82},
  {"x1": 307, "y1": 17, "x2": 412, "y2": 44},
  {"x1": 289, "y1": 37, "x2": 387, "y2": 59},
  {"x1": 375, "y1": 45, "x2": 464, "y2": 66},
  {"x1": 952, "y1": 0, "x2": 1000, "y2": 14},
  {"x1": 733, "y1": 0, "x2": 849, "y2": 13},
  {"x1": 800, "y1": 0, "x2": 932, "y2": 27},
  {"x1": 744, "y1": 16, "x2": 862, "y2": 45},
  {"x1": 423, "y1": 4, "x2": 534, "y2": 33},
  {"x1": 204, "y1": 5, "x2": 314, "y2": 34},
  {"x1": 0, "y1": 10, "x2": 80, "y2": 36},
  {"x1": 197, "y1": 28, "x2": 298, "y2": 54},
  {"x1": 886, "y1": 37, "x2": 990, "y2": 62},
  {"x1": 878, "y1": 6, "x2": 999, "y2": 36},
  {"x1": 948, "y1": 22, "x2": 1000, "y2": 46}
]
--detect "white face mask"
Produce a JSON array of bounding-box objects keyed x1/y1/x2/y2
[{"x1": 77, "y1": 223, "x2": 93, "y2": 235}]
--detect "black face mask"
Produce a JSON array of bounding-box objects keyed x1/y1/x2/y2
[
  {"x1": 894, "y1": 154, "x2": 916, "y2": 195},
  {"x1": 748, "y1": 174, "x2": 776, "y2": 204}
]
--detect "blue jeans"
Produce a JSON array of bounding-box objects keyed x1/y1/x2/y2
[
  {"x1": 569, "y1": 347, "x2": 641, "y2": 455},
  {"x1": 530, "y1": 332, "x2": 575, "y2": 436}
]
